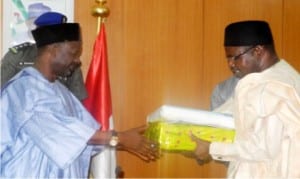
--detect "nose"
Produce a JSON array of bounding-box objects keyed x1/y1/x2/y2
[{"x1": 227, "y1": 59, "x2": 235, "y2": 68}]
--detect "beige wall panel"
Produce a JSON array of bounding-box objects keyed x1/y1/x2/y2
[
  {"x1": 283, "y1": 0, "x2": 300, "y2": 70},
  {"x1": 115, "y1": 0, "x2": 211, "y2": 177}
]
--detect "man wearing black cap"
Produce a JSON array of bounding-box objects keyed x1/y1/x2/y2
[
  {"x1": 190, "y1": 20, "x2": 300, "y2": 178},
  {"x1": 1, "y1": 12, "x2": 87, "y2": 101},
  {"x1": 0, "y1": 22, "x2": 158, "y2": 178}
]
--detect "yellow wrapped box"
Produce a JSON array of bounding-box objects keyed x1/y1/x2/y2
[{"x1": 145, "y1": 120, "x2": 235, "y2": 151}]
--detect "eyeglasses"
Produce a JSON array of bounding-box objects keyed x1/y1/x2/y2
[{"x1": 227, "y1": 46, "x2": 256, "y2": 61}]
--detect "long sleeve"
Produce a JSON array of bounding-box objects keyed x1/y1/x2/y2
[
  {"x1": 209, "y1": 65, "x2": 300, "y2": 177},
  {"x1": 1, "y1": 67, "x2": 100, "y2": 178},
  {"x1": 210, "y1": 114, "x2": 284, "y2": 162}
]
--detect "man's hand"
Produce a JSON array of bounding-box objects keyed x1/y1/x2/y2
[
  {"x1": 118, "y1": 125, "x2": 160, "y2": 162},
  {"x1": 190, "y1": 132, "x2": 211, "y2": 163}
]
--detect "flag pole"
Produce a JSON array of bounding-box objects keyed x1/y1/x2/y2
[
  {"x1": 89, "y1": 1, "x2": 117, "y2": 178},
  {"x1": 91, "y1": 0, "x2": 110, "y2": 34}
]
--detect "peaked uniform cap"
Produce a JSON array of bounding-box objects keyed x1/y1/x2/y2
[{"x1": 34, "y1": 12, "x2": 67, "y2": 26}]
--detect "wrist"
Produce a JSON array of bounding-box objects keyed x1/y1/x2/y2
[{"x1": 109, "y1": 130, "x2": 119, "y2": 147}]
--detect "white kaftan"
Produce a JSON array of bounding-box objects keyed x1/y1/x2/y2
[{"x1": 210, "y1": 60, "x2": 300, "y2": 178}]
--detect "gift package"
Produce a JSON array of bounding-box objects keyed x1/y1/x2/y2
[{"x1": 145, "y1": 105, "x2": 235, "y2": 151}]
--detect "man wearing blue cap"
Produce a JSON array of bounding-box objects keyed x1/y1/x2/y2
[
  {"x1": 0, "y1": 18, "x2": 159, "y2": 178},
  {"x1": 190, "y1": 20, "x2": 300, "y2": 178},
  {"x1": 1, "y1": 12, "x2": 87, "y2": 101}
]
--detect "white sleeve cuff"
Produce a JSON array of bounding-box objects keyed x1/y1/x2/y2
[{"x1": 210, "y1": 142, "x2": 237, "y2": 161}]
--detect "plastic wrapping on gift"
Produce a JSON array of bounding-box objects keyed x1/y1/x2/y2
[
  {"x1": 145, "y1": 121, "x2": 235, "y2": 151},
  {"x1": 147, "y1": 105, "x2": 235, "y2": 129}
]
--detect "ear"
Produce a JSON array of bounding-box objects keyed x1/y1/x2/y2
[
  {"x1": 253, "y1": 45, "x2": 264, "y2": 56},
  {"x1": 47, "y1": 43, "x2": 60, "y2": 57}
]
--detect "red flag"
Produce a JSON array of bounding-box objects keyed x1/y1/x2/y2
[
  {"x1": 83, "y1": 24, "x2": 111, "y2": 131},
  {"x1": 84, "y1": 23, "x2": 117, "y2": 178}
]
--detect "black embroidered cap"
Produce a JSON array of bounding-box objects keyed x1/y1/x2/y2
[
  {"x1": 224, "y1": 20, "x2": 274, "y2": 46},
  {"x1": 31, "y1": 23, "x2": 80, "y2": 47}
]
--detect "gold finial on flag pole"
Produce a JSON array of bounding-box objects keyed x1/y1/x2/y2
[{"x1": 91, "y1": 0, "x2": 110, "y2": 33}]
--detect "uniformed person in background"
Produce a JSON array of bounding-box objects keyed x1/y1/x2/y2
[
  {"x1": 1, "y1": 12, "x2": 87, "y2": 101},
  {"x1": 210, "y1": 76, "x2": 239, "y2": 111}
]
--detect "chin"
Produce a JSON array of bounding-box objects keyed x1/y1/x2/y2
[{"x1": 234, "y1": 73, "x2": 243, "y2": 79}]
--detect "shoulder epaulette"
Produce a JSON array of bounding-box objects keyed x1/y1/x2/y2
[{"x1": 9, "y1": 42, "x2": 34, "y2": 54}]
